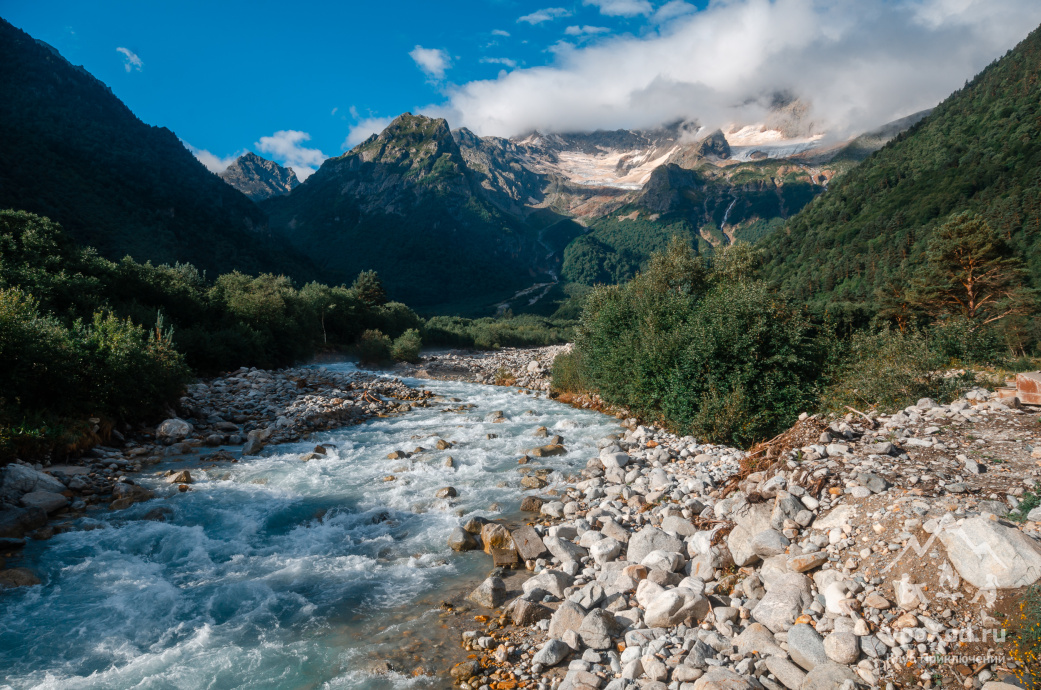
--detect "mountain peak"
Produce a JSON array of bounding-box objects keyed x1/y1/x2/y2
[{"x1": 219, "y1": 152, "x2": 299, "y2": 201}]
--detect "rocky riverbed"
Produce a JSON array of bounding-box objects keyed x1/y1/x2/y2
[
  {"x1": 0, "y1": 365, "x2": 433, "y2": 585},
  {"x1": 3, "y1": 349, "x2": 1041, "y2": 690},
  {"x1": 394, "y1": 345, "x2": 568, "y2": 392},
  {"x1": 443, "y1": 384, "x2": 1041, "y2": 690}
]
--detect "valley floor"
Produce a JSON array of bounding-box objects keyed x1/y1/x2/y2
[{"x1": 1, "y1": 347, "x2": 1039, "y2": 690}]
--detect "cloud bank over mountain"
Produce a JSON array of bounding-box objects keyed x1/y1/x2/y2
[{"x1": 430, "y1": 0, "x2": 1041, "y2": 139}]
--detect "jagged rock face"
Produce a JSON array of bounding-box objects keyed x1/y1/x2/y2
[
  {"x1": 219, "y1": 152, "x2": 299, "y2": 201},
  {"x1": 318, "y1": 113, "x2": 475, "y2": 213},
  {"x1": 452, "y1": 128, "x2": 546, "y2": 215}
]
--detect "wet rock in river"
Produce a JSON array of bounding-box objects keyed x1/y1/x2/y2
[{"x1": 466, "y1": 576, "x2": 506, "y2": 608}]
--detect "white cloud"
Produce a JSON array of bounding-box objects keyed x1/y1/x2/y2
[
  {"x1": 183, "y1": 142, "x2": 241, "y2": 173},
  {"x1": 431, "y1": 0, "x2": 1041, "y2": 140},
  {"x1": 481, "y1": 56, "x2": 519, "y2": 68},
  {"x1": 331, "y1": 107, "x2": 338, "y2": 116},
  {"x1": 409, "y1": 45, "x2": 451, "y2": 79},
  {"x1": 116, "y1": 47, "x2": 143, "y2": 72},
  {"x1": 256, "y1": 130, "x2": 327, "y2": 180},
  {"x1": 583, "y1": 0, "x2": 653, "y2": 17},
  {"x1": 518, "y1": 7, "x2": 571, "y2": 24},
  {"x1": 491, "y1": 29, "x2": 511, "y2": 37},
  {"x1": 565, "y1": 25, "x2": 611, "y2": 36},
  {"x1": 652, "y1": 0, "x2": 698, "y2": 23},
  {"x1": 343, "y1": 116, "x2": 395, "y2": 149}
]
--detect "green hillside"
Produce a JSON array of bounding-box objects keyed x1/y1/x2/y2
[
  {"x1": 563, "y1": 160, "x2": 826, "y2": 285},
  {"x1": 761, "y1": 24, "x2": 1041, "y2": 304},
  {"x1": 0, "y1": 18, "x2": 315, "y2": 280},
  {"x1": 263, "y1": 114, "x2": 547, "y2": 310}
]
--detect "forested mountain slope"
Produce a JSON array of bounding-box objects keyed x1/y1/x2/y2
[
  {"x1": 0, "y1": 18, "x2": 315, "y2": 279},
  {"x1": 761, "y1": 24, "x2": 1041, "y2": 304}
]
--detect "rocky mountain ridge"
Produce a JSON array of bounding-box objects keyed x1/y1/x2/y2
[{"x1": 219, "y1": 152, "x2": 300, "y2": 201}]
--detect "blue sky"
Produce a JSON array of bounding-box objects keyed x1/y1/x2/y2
[
  {"x1": 3, "y1": 0, "x2": 693, "y2": 177},
  {"x1": 4, "y1": 0, "x2": 1040, "y2": 179}
]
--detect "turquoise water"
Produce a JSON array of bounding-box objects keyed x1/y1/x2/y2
[{"x1": 0, "y1": 364, "x2": 618, "y2": 689}]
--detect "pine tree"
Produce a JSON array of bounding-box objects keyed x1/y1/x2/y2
[
  {"x1": 911, "y1": 213, "x2": 1036, "y2": 328},
  {"x1": 350, "y1": 270, "x2": 387, "y2": 307}
]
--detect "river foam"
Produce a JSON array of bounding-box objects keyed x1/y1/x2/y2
[{"x1": 0, "y1": 363, "x2": 619, "y2": 689}]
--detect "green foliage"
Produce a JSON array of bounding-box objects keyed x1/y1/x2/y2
[
  {"x1": 1009, "y1": 483, "x2": 1041, "y2": 523},
  {"x1": 0, "y1": 19, "x2": 316, "y2": 281},
  {"x1": 423, "y1": 314, "x2": 572, "y2": 349},
  {"x1": 0, "y1": 210, "x2": 423, "y2": 374},
  {"x1": 351, "y1": 270, "x2": 388, "y2": 307},
  {"x1": 820, "y1": 327, "x2": 972, "y2": 413},
  {"x1": 550, "y1": 350, "x2": 587, "y2": 394},
  {"x1": 391, "y1": 328, "x2": 423, "y2": 363},
  {"x1": 261, "y1": 114, "x2": 543, "y2": 310},
  {"x1": 910, "y1": 213, "x2": 1036, "y2": 325},
  {"x1": 0, "y1": 287, "x2": 190, "y2": 459},
  {"x1": 574, "y1": 240, "x2": 823, "y2": 446},
  {"x1": 357, "y1": 329, "x2": 392, "y2": 364},
  {"x1": 762, "y1": 25, "x2": 1041, "y2": 332}
]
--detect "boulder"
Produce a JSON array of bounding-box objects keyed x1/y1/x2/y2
[
  {"x1": 481, "y1": 523, "x2": 515, "y2": 554},
  {"x1": 0, "y1": 504, "x2": 47, "y2": 539},
  {"x1": 19, "y1": 491, "x2": 68, "y2": 513},
  {"x1": 799, "y1": 661, "x2": 862, "y2": 690},
  {"x1": 577, "y1": 608, "x2": 618, "y2": 649},
  {"x1": 726, "y1": 525, "x2": 759, "y2": 567},
  {"x1": 692, "y1": 668, "x2": 755, "y2": 690},
  {"x1": 939, "y1": 517, "x2": 1041, "y2": 588},
  {"x1": 166, "y1": 470, "x2": 192, "y2": 484},
  {"x1": 644, "y1": 587, "x2": 709, "y2": 627},
  {"x1": 520, "y1": 496, "x2": 545, "y2": 512},
  {"x1": 751, "y1": 573, "x2": 813, "y2": 633},
  {"x1": 660, "y1": 515, "x2": 697, "y2": 536},
  {"x1": 734, "y1": 622, "x2": 786, "y2": 657},
  {"x1": 590, "y1": 537, "x2": 623, "y2": 565},
  {"x1": 512, "y1": 599, "x2": 552, "y2": 626},
  {"x1": 109, "y1": 482, "x2": 154, "y2": 510},
  {"x1": 600, "y1": 451, "x2": 630, "y2": 469},
  {"x1": 626, "y1": 526, "x2": 684, "y2": 564},
  {"x1": 0, "y1": 464, "x2": 66, "y2": 502},
  {"x1": 157, "y1": 418, "x2": 193, "y2": 440},
  {"x1": 530, "y1": 444, "x2": 567, "y2": 457},
  {"x1": 764, "y1": 657, "x2": 807, "y2": 690},
  {"x1": 435, "y1": 486, "x2": 457, "y2": 498},
  {"x1": 751, "y1": 529, "x2": 790, "y2": 559},
  {"x1": 450, "y1": 661, "x2": 480, "y2": 682},
  {"x1": 523, "y1": 569, "x2": 573, "y2": 598},
  {"x1": 823, "y1": 631, "x2": 860, "y2": 664},
  {"x1": 545, "y1": 535, "x2": 588, "y2": 563},
  {"x1": 512, "y1": 525, "x2": 549, "y2": 561},
  {"x1": 532, "y1": 638, "x2": 571, "y2": 667},
  {"x1": 787, "y1": 624, "x2": 828, "y2": 671},
  {"x1": 0, "y1": 567, "x2": 41, "y2": 589},
  {"x1": 466, "y1": 577, "x2": 506, "y2": 608},
  {"x1": 448, "y1": 527, "x2": 478, "y2": 551},
  {"x1": 548, "y1": 600, "x2": 588, "y2": 638},
  {"x1": 242, "y1": 437, "x2": 264, "y2": 456}
]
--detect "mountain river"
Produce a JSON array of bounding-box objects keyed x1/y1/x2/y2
[{"x1": 0, "y1": 362, "x2": 620, "y2": 689}]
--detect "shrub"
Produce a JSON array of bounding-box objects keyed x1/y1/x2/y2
[
  {"x1": 357, "y1": 329, "x2": 392, "y2": 364},
  {"x1": 821, "y1": 327, "x2": 971, "y2": 413},
  {"x1": 391, "y1": 328, "x2": 422, "y2": 363},
  {"x1": 550, "y1": 349, "x2": 587, "y2": 394},
  {"x1": 574, "y1": 239, "x2": 823, "y2": 446},
  {"x1": 0, "y1": 288, "x2": 190, "y2": 460}
]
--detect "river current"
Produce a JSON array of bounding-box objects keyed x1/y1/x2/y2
[{"x1": 0, "y1": 363, "x2": 619, "y2": 689}]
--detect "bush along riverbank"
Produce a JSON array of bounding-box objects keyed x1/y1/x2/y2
[
  {"x1": 446, "y1": 384, "x2": 1041, "y2": 690},
  {"x1": 0, "y1": 364, "x2": 434, "y2": 584}
]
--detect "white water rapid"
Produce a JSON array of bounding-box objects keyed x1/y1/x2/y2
[{"x1": 0, "y1": 363, "x2": 620, "y2": 689}]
